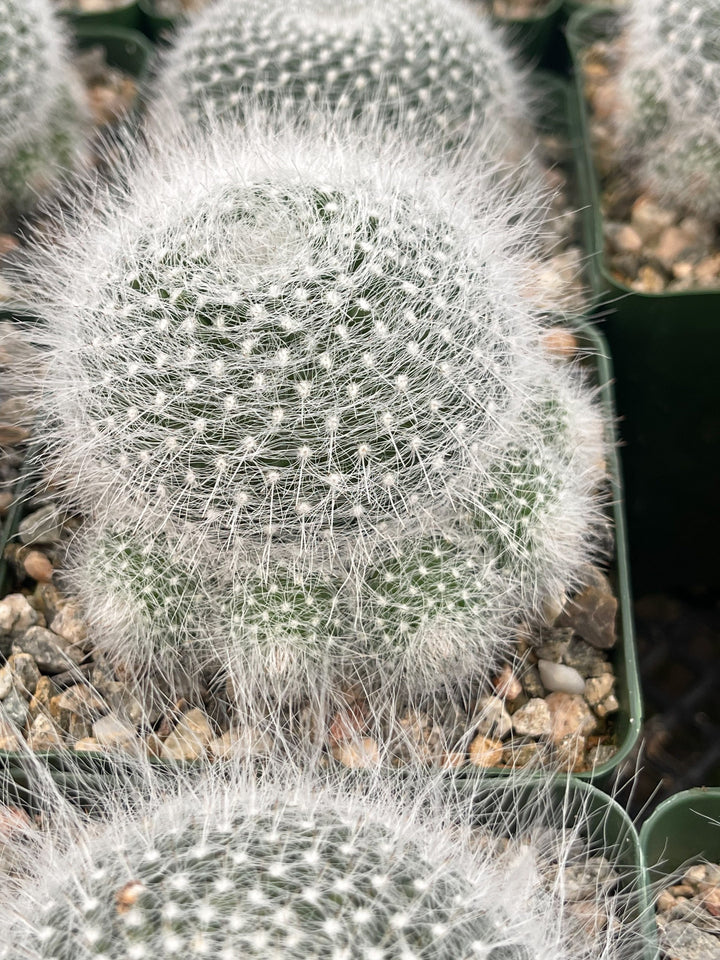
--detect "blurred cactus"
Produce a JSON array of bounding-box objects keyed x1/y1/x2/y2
[
  {"x1": 154, "y1": 0, "x2": 533, "y2": 164},
  {"x1": 0, "y1": 760, "x2": 642, "y2": 960},
  {"x1": 0, "y1": 0, "x2": 88, "y2": 219},
  {"x1": 618, "y1": 0, "x2": 720, "y2": 216}
]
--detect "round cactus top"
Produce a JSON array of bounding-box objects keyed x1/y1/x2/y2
[
  {"x1": 10, "y1": 782, "x2": 534, "y2": 960},
  {"x1": 24, "y1": 119, "x2": 551, "y2": 556},
  {"x1": 155, "y1": 0, "x2": 531, "y2": 159}
]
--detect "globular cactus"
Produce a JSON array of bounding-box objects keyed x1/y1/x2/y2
[
  {"x1": 618, "y1": 0, "x2": 720, "y2": 216},
  {"x1": 0, "y1": 758, "x2": 643, "y2": 960},
  {"x1": 153, "y1": 0, "x2": 534, "y2": 164},
  {"x1": 0, "y1": 0, "x2": 88, "y2": 219},
  {"x1": 18, "y1": 114, "x2": 558, "y2": 562},
  {"x1": 17, "y1": 116, "x2": 608, "y2": 701}
]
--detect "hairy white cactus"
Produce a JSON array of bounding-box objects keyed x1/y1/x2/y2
[
  {"x1": 618, "y1": 0, "x2": 720, "y2": 216},
  {"x1": 153, "y1": 0, "x2": 533, "y2": 165},
  {"x1": 17, "y1": 114, "x2": 562, "y2": 561},
  {"x1": 0, "y1": 0, "x2": 88, "y2": 219},
  {"x1": 0, "y1": 756, "x2": 645, "y2": 960},
  {"x1": 61, "y1": 357, "x2": 606, "y2": 705},
  {"x1": 14, "y1": 114, "x2": 608, "y2": 701}
]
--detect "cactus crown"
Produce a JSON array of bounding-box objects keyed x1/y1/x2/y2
[
  {"x1": 618, "y1": 0, "x2": 720, "y2": 215},
  {"x1": 155, "y1": 0, "x2": 532, "y2": 160},
  {"x1": 0, "y1": 0, "x2": 87, "y2": 216}
]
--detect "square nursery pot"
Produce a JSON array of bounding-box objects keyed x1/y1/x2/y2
[
  {"x1": 567, "y1": 7, "x2": 720, "y2": 594},
  {"x1": 60, "y1": 0, "x2": 141, "y2": 31},
  {"x1": 640, "y1": 788, "x2": 720, "y2": 960},
  {"x1": 139, "y1": 0, "x2": 185, "y2": 41},
  {"x1": 0, "y1": 322, "x2": 642, "y2": 785}
]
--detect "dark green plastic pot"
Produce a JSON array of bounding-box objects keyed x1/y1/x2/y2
[
  {"x1": 73, "y1": 23, "x2": 155, "y2": 83},
  {"x1": 138, "y1": 0, "x2": 183, "y2": 41},
  {"x1": 567, "y1": 8, "x2": 720, "y2": 594},
  {"x1": 641, "y1": 788, "x2": 720, "y2": 885},
  {"x1": 61, "y1": 0, "x2": 141, "y2": 31}
]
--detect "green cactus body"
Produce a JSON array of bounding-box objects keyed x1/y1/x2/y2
[
  {"x1": 619, "y1": 0, "x2": 720, "y2": 215},
  {"x1": 475, "y1": 370, "x2": 607, "y2": 607},
  {"x1": 0, "y1": 0, "x2": 88, "y2": 218},
  {"x1": 21, "y1": 797, "x2": 532, "y2": 960},
  {"x1": 155, "y1": 0, "x2": 532, "y2": 161}
]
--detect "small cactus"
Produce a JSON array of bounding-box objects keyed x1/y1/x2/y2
[
  {"x1": 154, "y1": 0, "x2": 533, "y2": 163},
  {"x1": 0, "y1": 759, "x2": 643, "y2": 960},
  {"x1": 19, "y1": 115, "x2": 557, "y2": 560},
  {"x1": 0, "y1": 0, "x2": 88, "y2": 219},
  {"x1": 618, "y1": 0, "x2": 720, "y2": 216},
  {"x1": 17, "y1": 117, "x2": 608, "y2": 699}
]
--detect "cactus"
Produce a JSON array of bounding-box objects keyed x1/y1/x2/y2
[
  {"x1": 618, "y1": 0, "x2": 720, "y2": 216},
  {"x1": 16, "y1": 116, "x2": 608, "y2": 699},
  {"x1": 0, "y1": 0, "x2": 88, "y2": 219},
  {"x1": 153, "y1": 0, "x2": 534, "y2": 164},
  {"x1": 63, "y1": 359, "x2": 606, "y2": 701},
  {"x1": 0, "y1": 758, "x2": 642, "y2": 960},
  {"x1": 18, "y1": 114, "x2": 559, "y2": 560}
]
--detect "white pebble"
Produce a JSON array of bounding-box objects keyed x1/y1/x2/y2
[{"x1": 538, "y1": 660, "x2": 586, "y2": 695}]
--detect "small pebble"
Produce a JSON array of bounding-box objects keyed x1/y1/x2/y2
[
  {"x1": 92, "y1": 714, "x2": 138, "y2": 749},
  {"x1": 473, "y1": 696, "x2": 513, "y2": 740},
  {"x1": 595, "y1": 694, "x2": 619, "y2": 718},
  {"x1": 331, "y1": 737, "x2": 380, "y2": 769},
  {"x1": 15, "y1": 626, "x2": 83, "y2": 674},
  {"x1": 18, "y1": 506, "x2": 66, "y2": 546},
  {"x1": 468, "y1": 735, "x2": 504, "y2": 768},
  {"x1": 0, "y1": 594, "x2": 44, "y2": 640},
  {"x1": 538, "y1": 660, "x2": 586, "y2": 695},
  {"x1": 22, "y1": 550, "x2": 54, "y2": 583},
  {"x1": 559, "y1": 568, "x2": 617, "y2": 650},
  {"x1": 584, "y1": 674, "x2": 615, "y2": 706},
  {"x1": 161, "y1": 708, "x2": 213, "y2": 761},
  {"x1": 659, "y1": 919, "x2": 719, "y2": 960},
  {"x1": 631, "y1": 197, "x2": 675, "y2": 245},
  {"x1": 208, "y1": 727, "x2": 274, "y2": 759},
  {"x1": 26, "y1": 714, "x2": 64, "y2": 751},
  {"x1": 546, "y1": 693, "x2": 598, "y2": 743},
  {"x1": 510, "y1": 698, "x2": 552, "y2": 737}
]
